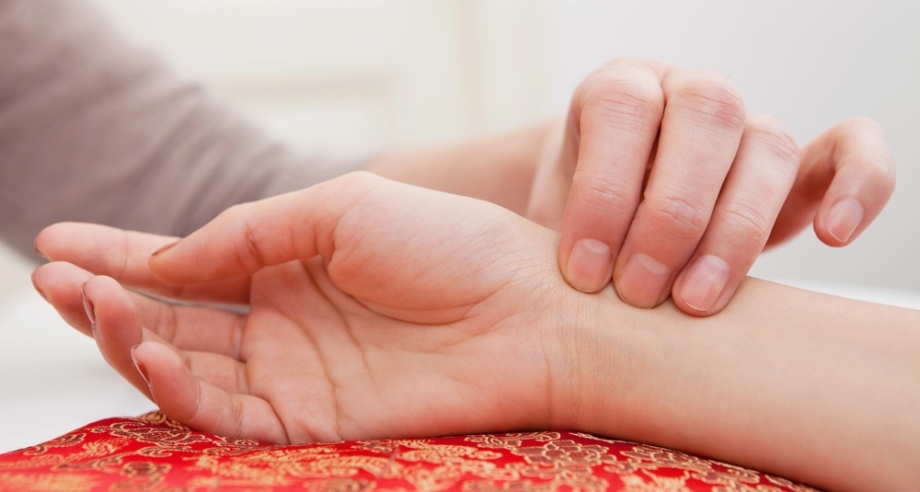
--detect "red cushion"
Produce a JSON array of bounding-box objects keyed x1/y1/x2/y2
[{"x1": 0, "y1": 412, "x2": 815, "y2": 490}]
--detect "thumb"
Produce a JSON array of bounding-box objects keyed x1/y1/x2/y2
[{"x1": 148, "y1": 172, "x2": 376, "y2": 285}]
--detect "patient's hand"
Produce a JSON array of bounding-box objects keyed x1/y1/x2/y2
[
  {"x1": 33, "y1": 173, "x2": 586, "y2": 444},
  {"x1": 31, "y1": 173, "x2": 920, "y2": 491}
]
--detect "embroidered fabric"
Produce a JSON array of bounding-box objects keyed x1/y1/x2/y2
[{"x1": 0, "y1": 412, "x2": 816, "y2": 491}]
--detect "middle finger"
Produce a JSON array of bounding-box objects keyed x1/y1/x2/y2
[{"x1": 613, "y1": 69, "x2": 746, "y2": 307}]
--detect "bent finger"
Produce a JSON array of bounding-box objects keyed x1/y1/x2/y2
[
  {"x1": 811, "y1": 118, "x2": 895, "y2": 246},
  {"x1": 558, "y1": 59, "x2": 666, "y2": 293},
  {"x1": 131, "y1": 341, "x2": 289, "y2": 444},
  {"x1": 36, "y1": 222, "x2": 251, "y2": 304},
  {"x1": 613, "y1": 69, "x2": 746, "y2": 308},
  {"x1": 32, "y1": 261, "x2": 97, "y2": 337},
  {"x1": 768, "y1": 117, "x2": 895, "y2": 247},
  {"x1": 672, "y1": 114, "x2": 799, "y2": 315},
  {"x1": 83, "y1": 275, "x2": 246, "y2": 363}
]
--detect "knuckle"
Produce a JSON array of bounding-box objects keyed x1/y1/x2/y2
[
  {"x1": 841, "y1": 115, "x2": 886, "y2": 134},
  {"x1": 578, "y1": 73, "x2": 664, "y2": 129},
  {"x1": 332, "y1": 171, "x2": 388, "y2": 212},
  {"x1": 673, "y1": 77, "x2": 746, "y2": 132},
  {"x1": 336, "y1": 170, "x2": 382, "y2": 194},
  {"x1": 859, "y1": 155, "x2": 897, "y2": 197},
  {"x1": 879, "y1": 164, "x2": 897, "y2": 194},
  {"x1": 600, "y1": 56, "x2": 641, "y2": 69},
  {"x1": 644, "y1": 194, "x2": 709, "y2": 241},
  {"x1": 838, "y1": 155, "x2": 896, "y2": 199},
  {"x1": 745, "y1": 114, "x2": 800, "y2": 178},
  {"x1": 599, "y1": 56, "x2": 669, "y2": 75},
  {"x1": 571, "y1": 174, "x2": 636, "y2": 216},
  {"x1": 719, "y1": 202, "x2": 773, "y2": 244},
  {"x1": 229, "y1": 210, "x2": 267, "y2": 274},
  {"x1": 115, "y1": 229, "x2": 131, "y2": 280}
]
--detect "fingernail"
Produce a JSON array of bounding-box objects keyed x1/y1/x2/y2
[
  {"x1": 826, "y1": 198, "x2": 863, "y2": 243},
  {"x1": 565, "y1": 238, "x2": 613, "y2": 292},
  {"x1": 81, "y1": 289, "x2": 96, "y2": 326},
  {"x1": 151, "y1": 241, "x2": 179, "y2": 257},
  {"x1": 131, "y1": 345, "x2": 152, "y2": 388},
  {"x1": 618, "y1": 253, "x2": 670, "y2": 307},
  {"x1": 31, "y1": 271, "x2": 48, "y2": 302},
  {"x1": 33, "y1": 241, "x2": 47, "y2": 261},
  {"x1": 678, "y1": 255, "x2": 730, "y2": 312}
]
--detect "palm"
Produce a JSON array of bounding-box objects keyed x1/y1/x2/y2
[
  {"x1": 239, "y1": 255, "x2": 547, "y2": 443},
  {"x1": 35, "y1": 180, "x2": 567, "y2": 443}
]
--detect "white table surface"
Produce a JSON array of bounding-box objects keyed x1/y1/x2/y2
[{"x1": 2, "y1": 279, "x2": 919, "y2": 453}]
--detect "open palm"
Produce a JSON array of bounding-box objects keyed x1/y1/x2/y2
[{"x1": 34, "y1": 173, "x2": 572, "y2": 444}]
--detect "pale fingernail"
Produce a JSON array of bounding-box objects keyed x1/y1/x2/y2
[
  {"x1": 131, "y1": 345, "x2": 152, "y2": 389},
  {"x1": 81, "y1": 289, "x2": 96, "y2": 327},
  {"x1": 618, "y1": 253, "x2": 670, "y2": 307},
  {"x1": 31, "y1": 271, "x2": 47, "y2": 302},
  {"x1": 826, "y1": 198, "x2": 864, "y2": 243},
  {"x1": 33, "y1": 241, "x2": 47, "y2": 261},
  {"x1": 151, "y1": 240, "x2": 179, "y2": 257},
  {"x1": 678, "y1": 254, "x2": 730, "y2": 312},
  {"x1": 565, "y1": 238, "x2": 613, "y2": 292}
]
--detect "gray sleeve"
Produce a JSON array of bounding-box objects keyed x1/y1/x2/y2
[{"x1": 0, "y1": 0, "x2": 364, "y2": 261}]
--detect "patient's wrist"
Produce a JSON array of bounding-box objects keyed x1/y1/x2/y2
[{"x1": 546, "y1": 285, "x2": 654, "y2": 438}]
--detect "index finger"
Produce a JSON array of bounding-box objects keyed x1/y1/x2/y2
[
  {"x1": 559, "y1": 60, "x2": 666, "y2": 293},
  {"x1": 35, "y1": 222, "x2": 251, "y2": 304},
  {"x1": 148, "y1": 172, "x2": 375, "y2": 285}
]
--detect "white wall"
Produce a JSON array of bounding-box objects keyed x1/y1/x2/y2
[{"x1": 537, "y1": 0, "x2": 920, "y2": 292}]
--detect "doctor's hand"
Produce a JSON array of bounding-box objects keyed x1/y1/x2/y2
[
  {"x1": 32, "y1": 172, "x2": 585, "y2": 444},
  {"x1": 527, "y1": 57, "x2": 895, "y2": 315}
]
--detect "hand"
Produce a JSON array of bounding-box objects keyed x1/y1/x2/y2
[
  {"x1": 527, "y1": 58, "x2": 895, "y2": 315},
  {"x1": 32, "y1": 173, "x2": 585, "y2": 444},
  {"x1": 29, "y1": 173, "x2": 920, "y2": 491}
]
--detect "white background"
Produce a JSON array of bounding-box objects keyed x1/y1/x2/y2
[{"x1": 1, "y1": 0, "x2": 918, "y2": 451}]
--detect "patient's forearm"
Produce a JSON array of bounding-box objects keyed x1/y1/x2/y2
[
  {"x1": 363, "y1": 121, "x2": 553, "y2": 215},
  {"x1": 571, "y1": 278, "x2": 920, "y2": 491}
]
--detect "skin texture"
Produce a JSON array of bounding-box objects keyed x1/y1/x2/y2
[
  {"x1": 370, "y1": 59, "x2": 896, "y2": 316},
  {"x1": 34, "y1": 174, "x2": 577, "y2": 444},
  {"x1": 33, "y1": 173, "x2": 920, "y2": 491}
]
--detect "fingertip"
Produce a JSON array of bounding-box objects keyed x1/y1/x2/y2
[
  {"x1": 135, "y1": 341, "x2": 198, "y2": 419},
  {"x1": 80, "y1": 283, "x2": 97, "y2": 328},
  {"x1": 33, "y1": 222, "x2": 87, "y2": 261},
  {"x1": 83, "y1": 275, "x2": 155, "y2": 389},
  {"x1": 673, "y1": 254, "x2": 731, "y2": 316},
  {"x1": 150, "y1": 240, "x2": 179, "y2": 258},
  {"x1": 133, "y1": 341, "x2": 288, "y2": 443},
  {"x1": 820, "y1": 198, "x2": 865, "y2": 245},
  {"x1": 31, "y1": 262, "x2": 95, "y2": 336},
  {"x1": 79, "y1": 277, "x2": 132, "y2": 339},
  {"x1": 33, "y1": 224, "x2": 60, "y2": 261},
  {"x1": 31, "y1": 268, "x2": 49, "y2": 302},
  {"x1": 615, "y1": 253, "x2": 672, "y2": 308},
  {"x1": 130, "y1": 344, "x2": 152, "y2": 392},
  {"x1": 563, "y1": 238, "x2": 613, "y2": 293},
  {"x1": 80, "y1": 275, "x2": 122, "y2": 302},
  {"x1": 147, "y1": 243, "x2": 189, "y2": 285}
]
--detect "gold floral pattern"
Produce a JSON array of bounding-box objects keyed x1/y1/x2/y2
[{"x1": 0, "y1": 413, "x2": 818, "y2": 491}]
